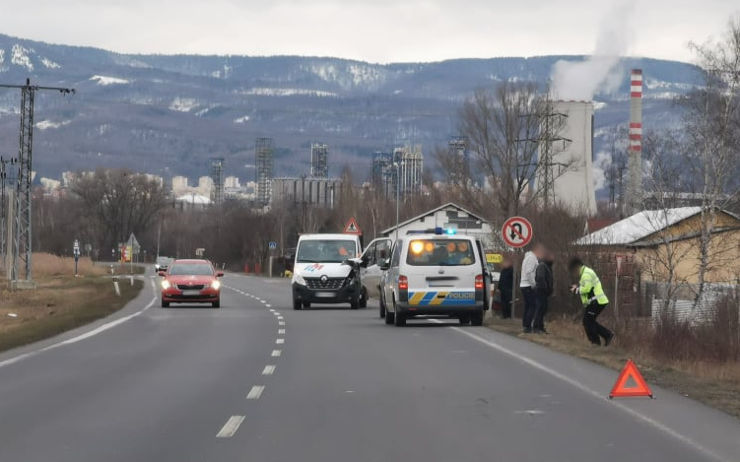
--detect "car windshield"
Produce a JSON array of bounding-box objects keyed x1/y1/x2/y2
[
  {"x1": 406, "y1": 239, "x2": 475, "y2": 266},
  {"x1": 296, "y1": 240, "x2": 357, "y2": 263},
  {"x1": 168, "y1": 263, "x2": 214, "y2": 275}
]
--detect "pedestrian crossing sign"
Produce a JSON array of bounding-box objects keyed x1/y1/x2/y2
[{"x1": 343, "y1": 217, "x2": 362, "y2": 235}]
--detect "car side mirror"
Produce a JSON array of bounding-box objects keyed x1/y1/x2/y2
[
  {"x1": 216, "y1": 272, "x2": 224, "y2": 277},
  {"x1": 158, "y1": 271, "x2": 166, "y2": 277}
]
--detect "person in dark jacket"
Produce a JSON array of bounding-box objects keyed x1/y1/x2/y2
[
  {"x1": 497, "y1": 256, "x2": 514, "y2": 319},
  {"x1": 533, "y1": 250, "x2": 554, "y2": 333}
]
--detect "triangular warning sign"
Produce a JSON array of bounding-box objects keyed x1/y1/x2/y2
[
  {"x1": 609, "y1": 359, "x2": 653, "y2": 399},
  {"x1": 343, "y1": 217, "x2": 362, "y2": 235}
]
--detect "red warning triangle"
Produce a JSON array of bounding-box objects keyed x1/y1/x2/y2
[
  {"x1": 343, "y1": 217, "x2": 362, "y2": 235},
  {"x1": 609, "y1": 359, "x2": 653, "y2": 399}
]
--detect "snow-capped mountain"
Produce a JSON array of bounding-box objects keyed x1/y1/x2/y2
[{"x1": 0, "y1": 33, "x2": 701, "y2": 187}]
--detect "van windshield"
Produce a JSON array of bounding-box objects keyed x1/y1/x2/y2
[
  {"x1": 406, "y1": 239, "x2": 475, "y2": 266},
  {"x1": 297, "y1": 240, "x2": 357, "y2": 263}
]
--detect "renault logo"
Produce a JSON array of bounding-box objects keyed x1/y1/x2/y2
[{"x1": 320, "y1": 275, "x2": 329, "y2": 283}]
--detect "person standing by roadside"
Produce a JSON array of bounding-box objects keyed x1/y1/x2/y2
[
  {"x1": 533, "y1": 250, "x2": 554, "y2": 334},
  {"x1": 568, "y1": 257, "x2": 614, "y2": 346},
  {"x1": 497, "y1": 256, "x2": 514, "y2": 319},
  {"x1": 520, "y1": 243, "x2": 543, "y2": 333}
]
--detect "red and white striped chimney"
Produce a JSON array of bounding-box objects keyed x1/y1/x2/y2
[
  {"x1": 629, "y1": 69, "x2": 643, "y2": 153},
  {"x1": 626, "y1": 68, "x2": 643, "y2": 213}
]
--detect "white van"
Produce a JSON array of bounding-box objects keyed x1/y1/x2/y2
[
  {"x1": 379, "y1": 232, "x2": 488, "y2": 326},
  {"x1": 291, "y1": 234, "x2": 363, "y2": 310}
]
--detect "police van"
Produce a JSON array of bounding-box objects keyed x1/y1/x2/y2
[{"x1": 378, "y1": 229, "x2": 489, "y2": 326}]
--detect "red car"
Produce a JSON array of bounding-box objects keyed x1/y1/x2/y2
[{"x1": 159, "y1": 259, "x2": 223, "y2": 308}]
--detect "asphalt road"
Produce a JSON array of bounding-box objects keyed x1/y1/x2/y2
[{"x1": 0, "y1": 273, "x2": 738, "y2": 462}]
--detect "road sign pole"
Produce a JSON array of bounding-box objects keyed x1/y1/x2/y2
[{"x1": 511, "y1": 251, "x2": 518, "y2": 319}]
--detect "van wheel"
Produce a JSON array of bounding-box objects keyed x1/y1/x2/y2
[
  {"x1": 393, "y1": 300, "x2": 406, "y2": 327},
  {"x1": 385, "y1": 306, "x2": 395, "y2": 325},
  {"x1": 212, "y1": 300, "x2": 220, "y2": 308},
  {"x1": 459, "y1": 315, "x2": 470, "y2": 325},
  {"x1": 379, "y1": 292, "x2": 386, "y2": 318},
  {"x1": 161, "y1": 301, "x2": 169, "y2": 308},
  {"x1": 293, "y1": 298, "x2": 302, "y2": 310},
  {"x1": 359, "y1": 288, "x2": 368, "y2": 308},
  {"x1": 471, "y1": 309, "x2": 484, "y2": 326},
  {"x1": 302, "y1": 301, "x2": 311, "y2": 309},
  {"x1": 350, "y1": 296, "x2": 359, "y2": 310}
]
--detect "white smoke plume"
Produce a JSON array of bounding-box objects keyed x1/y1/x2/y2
[{"x1": 551, "y1": 2, "x2": 635, "y2": 101}]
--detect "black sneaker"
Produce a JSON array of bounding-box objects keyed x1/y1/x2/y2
[{"x1": 604, "y1": 333, "x2": 614, "y2": 346}]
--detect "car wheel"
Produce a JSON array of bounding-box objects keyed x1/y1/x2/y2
[
  {"x1": 350, "y1": 296, "x2": 359, "y2": 310},
  {"x1": 302, "y1": 301, "x2": 311, "y2": 309},
  {"x1": 379, "y1": 292, "x2": 386, "y2": 318},
  {"x1": 393, "y1": 300, "x2": 406, "y2": 327},
  {"x1": 459, "y1": 315, "x2": 470, "y2": 325},
  {"x1": 161, "y1": 300, "x2": 169, "y2": 308},
  {"x1": 359, "y1": 288, "x2": 368, "y2": 308},
  {"x1": 212, "y1": 300, "x2": 220, "y2": 308},
  {"x1": 293, "y1": 298, "x2": 302, "y2": 310},
  {"x1": 384, "y1": 302, "x2": 395, "y2": 325},
  {"x1": 471, "y1": 309, "x2": 484, "y2": 326}
]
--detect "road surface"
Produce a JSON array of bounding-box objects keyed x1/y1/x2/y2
[{"x1": 0, "y1": 274, "x2": 738, "y2": 462}]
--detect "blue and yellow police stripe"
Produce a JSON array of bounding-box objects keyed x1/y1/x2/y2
[{"x1": 408, "y1": 291, "x2": 475, "y2": 306}]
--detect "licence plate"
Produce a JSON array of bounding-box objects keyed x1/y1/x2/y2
[
  {"x1": 182, "y1": 290, "x2": 201, "y2": 296},
  {"x1": 315, "y1": 292, "x2": 335, "y2": 298}
]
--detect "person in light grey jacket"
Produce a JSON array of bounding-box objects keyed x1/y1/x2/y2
[{"x1": 520, "y1": 243, "x2": 544, "y2": 333}]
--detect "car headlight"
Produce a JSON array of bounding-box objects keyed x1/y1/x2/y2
[
  {"x1": 292, "y1": 274, "x2": 306, "y2": 286},
  {"x1": 211, "y1": 280, "x2": 221, "y2": 290},
  {"x1": 161, "y1": 280, "x2": 171, "y2": 289}
]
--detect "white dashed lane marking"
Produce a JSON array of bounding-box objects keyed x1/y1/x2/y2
[
  {"x1": 278, "y1": 329, "x2": 285, "y2": 334},
  {"x1": 247, "y1": 385, "x2": 265, "y2": 400},
  {"x1": 262, "y1": 365, "x2": 276, "y2": 375},
  {"x1": 216, "y1": 416, "x2": 245, "y2": 438},
  {"x1": 279, "y1": 321, "x2": 285, "y2": 326},
  {"x1": 276, "y1": 338, "x2": 285, "y2": 344},
  {"x1": 271, "y1": 350, "x2": 282, "y2": 357}
]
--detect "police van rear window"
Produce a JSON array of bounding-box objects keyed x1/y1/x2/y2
[{"x1": 406, "y1": 239, "x2": 475, "y2": 266}]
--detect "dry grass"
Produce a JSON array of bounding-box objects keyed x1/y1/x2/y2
[
  {"x1": 0, "y1": 254, "x2": 143, "y2": 353},
  {"x1": 485, "y1": 314, "x2": 740, "y2": 418}
]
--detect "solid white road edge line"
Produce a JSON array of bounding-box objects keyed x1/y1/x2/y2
[
  {"x1": 216, "y1": 415, "x2": 245, "y2": 438},
  {"x1": 0, "y1": 296, "x2": 158, "y2": 369},
  {"x1": 247, "y1": 385, "x2": 265, "y2": 400},
  {"x1": 443, "y1": 323, "x2": 727, "y2": 462}
]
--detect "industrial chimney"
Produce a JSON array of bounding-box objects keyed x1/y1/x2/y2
[{"x1": 626, "y1": 69, "x2": 643, "y2": 214}]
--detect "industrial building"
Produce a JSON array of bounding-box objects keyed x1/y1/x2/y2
[
  {"x1": 255, "y1": 137, "x2": 274, "y2": 206},
  {"x1": 371, "y1": 151, "x2": 395, "y2": 198},
  {"x1": 394, "y1": 144, "x2": 424, "y2": 197},
  {"x1": 271, "y1": 177, "x2": 343, "y2": 208},
  {"x1": 544, "y1": 100, "x2": 598, "y2": 215},
  {"x1": 310, "y1": 143, "x2": 329, "y2": 178},
  {"x1": 626, "y1": 69, "x2": 644, "y2": 215},
  {"x1": 209, "y1": 157, "x2": 224, "y2": 205}
]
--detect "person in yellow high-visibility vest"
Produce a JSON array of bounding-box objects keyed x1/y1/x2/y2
[{"x1": 568, "y1": 257, "x2": 614, "y2": 346}]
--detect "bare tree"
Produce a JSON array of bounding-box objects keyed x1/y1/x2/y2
[
  {"x1": 683, "y1": 17, "x2": 740, "y2": 307},
  {"x1": 458, "y1": 81, "x2": 568, "y2": 216},
  {"x1": 70, "y1": 168, "x2": 168, "y2": 252}
]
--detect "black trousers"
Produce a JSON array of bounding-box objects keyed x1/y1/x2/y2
[
  {"x1": 582, "y1": 302, "x2": 613, "y2": 345},
  {"x1": 533, "y1": 293, "x2": 549, "y2": 331},
  {"x1": 521, "y1": 287, "x2": 537, "y2": 329}
]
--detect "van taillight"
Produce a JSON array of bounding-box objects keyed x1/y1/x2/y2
[
  {"x1": 398, "y1": 275, "x2": 408, "y2": 290},
  {"x1": 475, "y1": 274, "x2": 484, "y2": 290}
]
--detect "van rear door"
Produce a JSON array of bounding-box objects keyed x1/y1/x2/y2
[{"x1": 404, "y1": 238, "x2": 479, "y2": 307}]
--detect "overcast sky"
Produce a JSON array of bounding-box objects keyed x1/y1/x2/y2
[{"x1": 0, "y1": 0, "x2": 737, "y2": 63}]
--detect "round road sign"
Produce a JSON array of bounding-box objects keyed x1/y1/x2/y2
[{"x1": 501, "y1": 216, "x2": 533, "y2": 248}]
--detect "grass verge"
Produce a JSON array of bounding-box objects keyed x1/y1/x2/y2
[
  {"x1": 0, "y1": 254, "x2": 144, "y2": 353},
  {"x1": 485, "y1": 315, "x2": 740, "y2": 419}
]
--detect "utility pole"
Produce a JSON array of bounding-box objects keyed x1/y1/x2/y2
[
  {"x1": 0, "y1": 156, "x2": 18, "y2": 271},
  {"x1": 0, "y1": 79, "x2": 75, "y2": 287}
]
